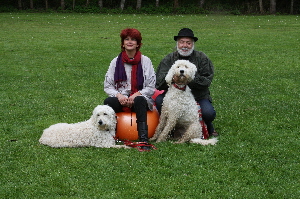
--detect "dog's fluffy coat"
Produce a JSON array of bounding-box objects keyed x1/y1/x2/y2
[
  {"x1": 151, "y1": 60, "x2": 217, "y2": 145},
  {"x1": 39, "y1": 105, "x2": 127, "y2": 148}
]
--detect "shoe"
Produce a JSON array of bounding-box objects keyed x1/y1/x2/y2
[
  {"x1": 210, "y1": 131, "x2": 219, "y2": 137},
  {"x1": 140, "y1": 145, "x2": 152, "y2": 151}
]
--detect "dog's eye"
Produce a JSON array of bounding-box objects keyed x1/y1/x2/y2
[
  {"x1": 97, "y1": 114, "x2": 100, "y2": 116},
  {"x1": 104, "y1": 113, "x2": 107, "y2": 115}
]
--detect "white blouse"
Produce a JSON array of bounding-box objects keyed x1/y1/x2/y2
[{"x1": 104, "y1": 54, "x2": 156, "y2": 110}]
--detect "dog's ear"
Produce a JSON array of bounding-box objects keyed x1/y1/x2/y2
[
  {"x1": 165, "y1": 66, "x2": 174, "y2": 84},
  {"x1": 189, "y1": 62, "x2": 197, "y2": 80}
]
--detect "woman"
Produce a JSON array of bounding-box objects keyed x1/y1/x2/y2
[{"x1": 104, "y1": 28, "x2": 156, "y2": 149}]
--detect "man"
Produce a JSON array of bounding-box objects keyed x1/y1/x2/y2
[{"x1": 155, "y1": 28, "x2": 218, "y2": 137}]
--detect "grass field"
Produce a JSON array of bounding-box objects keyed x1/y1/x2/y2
[{"x1": 1, "y1": 13, "x2": 299, "y2": 198}]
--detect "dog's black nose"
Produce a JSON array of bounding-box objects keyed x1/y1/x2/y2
[
  {"x1": 98, "y1": 120, "x2": 103, "y2": 125},
  {"x1": 180, "y1": 70, "x2": 184, "y2": 74}
]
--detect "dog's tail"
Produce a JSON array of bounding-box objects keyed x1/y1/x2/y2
[{"x1": 190, "y1": 137, "x2": 218, "y2": 145}]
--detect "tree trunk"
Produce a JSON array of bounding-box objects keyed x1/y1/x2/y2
[
  {"x1": 45, "y1": 0, "x2": 48, "y2": 10},
  {"x1": 199, "y1": 0, "x2": 205, "y2": 8},
  {"x1": 120, "y1": 0, "x2": 126, "y2": 10},
  {"x1": 18, "y1": 0, "x2": 22, "y2": 10},
  {"x1": 174, "y1": 0, "x2": 179, "y2": 8},
  {"x1": 290, "y1": 0, "x2": 294, "y2": 14},
  {"x1": 136, "y1": 0, "x2": 142, "y2": 10},
  {"x1": 259, "y1": 0, "x2": 264, "y2": 14},
  {"x1": 156, "y1": 0, "x2": 159, "y2": 7},
  {"x1": 86, "y1": 0, "x2": 90, "y2": 6},
  {"x1": 61, "y1": 0, "x2": 65, "y2": 10},
  {"x1": 270, "y1": 0, "x2": 276, "y2": 14},
  {"x1": 246, "y1": 1, "x2": 250, "y2": 13},
  {"x1": 73, "y1": 0, "x2": 75, "y2": 10},
  {"x1": 30, "y1": 0, "x2": 34, "y2": 9},
  {"x1": 98, "y1": 0, "x2": 103, "y2": 9}
]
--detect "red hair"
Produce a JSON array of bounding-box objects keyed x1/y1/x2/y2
[{"x1": 120, "y1": 28, "x2": 142, "y2": 51}]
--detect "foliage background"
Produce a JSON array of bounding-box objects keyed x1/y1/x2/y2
[
  {"x1": 1, "y1": 13, "x2": 300, "y2": 198},
  {"x1": 1, "y1": 0, "x2": 300, "y2": 14}
]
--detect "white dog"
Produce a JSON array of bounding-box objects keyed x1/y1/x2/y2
[
  {"x1": 151, "y1": 60, "x2": 217, "y2": 145},
  {"x1": 39, "y1": 105, "x2": 128, "y2": 148}
]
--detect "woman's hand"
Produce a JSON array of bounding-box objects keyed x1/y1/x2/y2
[
  {"x1": 116, "y1": 93, "x2": 129, "y2": 107},
  {"x1": 127, "y1": 92, "x2": 141, "y2": 108}
]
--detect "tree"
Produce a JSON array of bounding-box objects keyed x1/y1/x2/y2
[
  {"x1": 270, "y1": 0, "x2": 276, "y2": 14},
  {"x1": 259, "y1": 0, "x2": 264, "y2": 14},
  {"x1": 18, "y1": 0, "x2": 22, "y2": 10},
  {"x1": 30, "y1": 0, "x2": 33, "y2": 9},
  {"x1": 290, "y1": 0, "x2": 294, "y2": 14},
  {"x1": 61, "y1": 0, "x2": 65, "y2": 10},
  {"x1": 174, "y1": 0, "x2": 179, "y2": 8},
  {"x1": 45, "y1": 0, "x2": 49, "y2": 10},
  {"x1": 136, "y1": 0, "x2": 142, "y2": 10},
  {"x1": 98, "y1": 0, "x2": 103, "y2": 9},
  {"x1": 2, "y1": 0, "x2": 300, "y2": 14},
  {"x1": 120, "y1": 0, "x2": 126, "y2": 10},
  {"x1": 199, "y1": 0, "x2": 205, "y2": 8}
]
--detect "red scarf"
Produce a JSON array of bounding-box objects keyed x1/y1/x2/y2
[
  {"x1": 121, "y1": 51, "x2": 142, "y2": 95},
  {"x1": 114, "y1": 51, "x2": 143, "y2": 112}
]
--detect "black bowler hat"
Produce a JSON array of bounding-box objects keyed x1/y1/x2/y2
[{"x1": 174, "y1": 28, "x2": 198, "y2": 42}]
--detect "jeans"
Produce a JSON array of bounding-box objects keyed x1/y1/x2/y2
[{"x1": 155, "y1": 93, "x2": 216, "y2": 133}]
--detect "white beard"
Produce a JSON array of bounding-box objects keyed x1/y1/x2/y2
[{"x1": 177, "y1": 45, "x2": 194, "y2": 57}]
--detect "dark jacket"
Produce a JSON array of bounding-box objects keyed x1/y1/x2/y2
[{"x1": 156, "y1": 50, "x2": 214, "y2": 101}]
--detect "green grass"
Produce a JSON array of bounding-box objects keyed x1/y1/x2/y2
[{"x1": 1, "y1": 13, "x2": 299, "y2": 198}]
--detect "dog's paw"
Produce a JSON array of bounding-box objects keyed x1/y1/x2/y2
[
  {"x1": 174, "y1": 140, "x2": 185, "y2": 144},
  {"x1": 114, "y1": 145, "x2": 131, "y2": 149},
  {"x1": 190, "y1": 137, "x2": 218, "y2": 145}
]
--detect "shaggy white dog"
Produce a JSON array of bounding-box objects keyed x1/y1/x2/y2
[
  {"x1": 39, "y1": 105, "x2": 127, "y2": 148},
  {"x1": 151, "y1": 60, "x2": 218, "y2": 145}
]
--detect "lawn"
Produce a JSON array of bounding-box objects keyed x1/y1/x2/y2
[{"x1": 1, "y1": 13, "x2": 299, "y2": 198}]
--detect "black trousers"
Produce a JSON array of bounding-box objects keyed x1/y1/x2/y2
[{"x1": 104, "y1": 96, "x2": 148, "y2": 123}]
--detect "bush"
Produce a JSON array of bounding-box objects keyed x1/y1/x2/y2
[{"x1": 0, "y1": 6, "x2": 17, "y2": 12}]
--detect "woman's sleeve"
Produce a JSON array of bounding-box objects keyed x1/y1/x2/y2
[
  {"x1": 140, "y1": 56, "x2": 156, "y2": 98},
  {"x1": 104, "y1": 58, "x2": 119, "y2": 97}
]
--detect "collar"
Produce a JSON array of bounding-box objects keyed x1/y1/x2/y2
[{"x1": 172, "y1": 83, "x2": 186, "y2": 91}]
